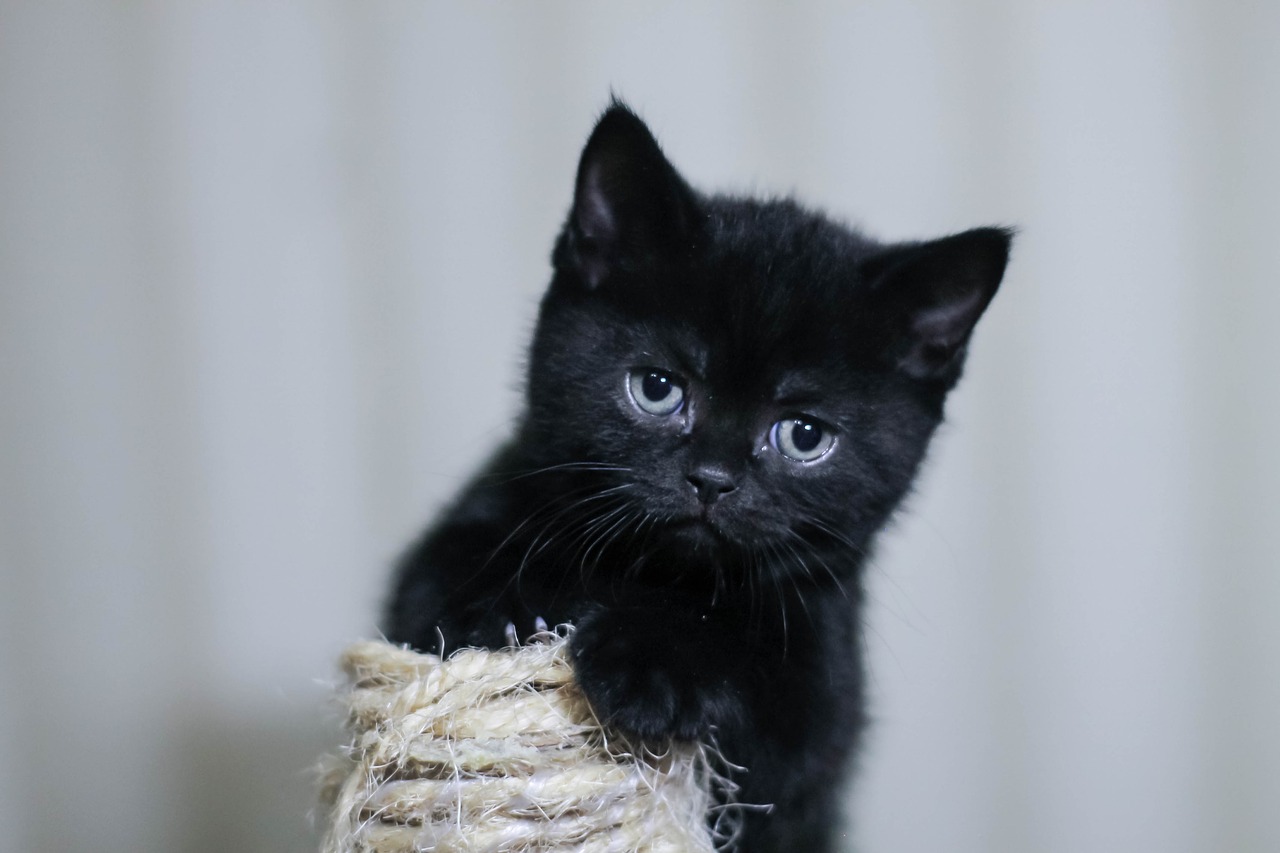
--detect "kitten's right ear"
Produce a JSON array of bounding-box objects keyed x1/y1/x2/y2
[
  {"x1": 863, "y1": 226, "x2": 1013, "y2": 384},
  {"x1": 558, "y1": 102, "x2": 698, "y2": 289}
]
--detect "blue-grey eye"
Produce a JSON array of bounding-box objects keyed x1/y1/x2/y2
[
  {"x1": 628, "y1": 369, "x2": 684, "y2": 416},
  {"x1": 772, "y1": 416, "x2": 835, "y2": 462}
]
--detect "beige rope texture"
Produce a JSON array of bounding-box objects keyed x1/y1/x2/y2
[{"x1": 319, "y1": 636, "x2": 723, "y2": 852}]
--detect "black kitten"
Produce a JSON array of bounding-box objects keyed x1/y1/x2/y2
[{"x1": 386, "y1": 102, "x2": 1011, "y2": 852}]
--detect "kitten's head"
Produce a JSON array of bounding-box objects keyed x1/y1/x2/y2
[{"x1": 526, "y1": 103, "x2": 1011, "y2": 574}]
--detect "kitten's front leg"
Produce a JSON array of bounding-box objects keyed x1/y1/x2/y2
[{"x1": 569, "y1": 604, "x2": 751, "y2": 742}]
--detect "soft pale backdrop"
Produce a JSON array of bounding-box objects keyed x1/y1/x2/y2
[{"x1": 2, "y1": 2, "x2": 1278, "y2": 852}]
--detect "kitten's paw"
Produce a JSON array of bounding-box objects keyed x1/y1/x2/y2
[
  {"x1": 569, "y1": 613, "x2": 738, "y2": 741},
  {"x1": 434, "y1": 604, "x2": 556, "y2": 653},
  {"x1": 507, "y1": 615, "x2": 554, "y2": 646}
]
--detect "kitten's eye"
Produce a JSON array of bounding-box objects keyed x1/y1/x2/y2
[
  {"x1": 771, "y1": 416, "x2": 836, "y2": 462},
  {"x1": 628, "y1": 369, "x2": 685, "y2": 416}
]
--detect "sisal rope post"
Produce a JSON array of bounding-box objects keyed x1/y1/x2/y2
[{"x1": 319, "y1": 634, "x2": 724, "y2": 852}]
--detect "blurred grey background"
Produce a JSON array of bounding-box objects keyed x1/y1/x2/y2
[{"x1": 2, "y1": 2, "x2": 1278, "y2": 851}]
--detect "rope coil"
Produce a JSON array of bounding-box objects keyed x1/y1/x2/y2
[{"x1": 320, "y1": 636, "x2": 722, "y2": 852}]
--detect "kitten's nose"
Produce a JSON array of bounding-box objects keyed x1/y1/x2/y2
[{"x1": 686, "y1": 465, "x2": 737, "y2": 505}]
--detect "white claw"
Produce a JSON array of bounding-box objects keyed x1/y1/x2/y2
[
  {"x1": 504, "y1": 621, "x2": 518, "y2": 647},
  {"x1": 534, "y1": 616, "x2": 549, "y2": 634}
]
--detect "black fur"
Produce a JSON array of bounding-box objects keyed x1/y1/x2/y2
[{"x1": 385, "y1": 102, "x2": 1011, "y2": 852}]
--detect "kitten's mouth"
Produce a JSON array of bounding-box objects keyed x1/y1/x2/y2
[{"x1": 667, "y1": 514, "x2": 733, "y2": 549}]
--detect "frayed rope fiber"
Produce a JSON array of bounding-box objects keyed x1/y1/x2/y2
[{"x1": 319, "y1": 635, "x2": 723, "y2": 852}]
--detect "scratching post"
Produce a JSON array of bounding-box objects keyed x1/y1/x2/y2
[{"x1": 320, "y1": 635, "x2": 724, "y2": 852}]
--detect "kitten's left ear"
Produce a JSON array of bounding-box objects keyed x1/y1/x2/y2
[
  {"x1": 559, "y1": 102, "x2": 699, "y2": 289},
  {"x1": 863, "y1": 227, "x2": 1013, "y2": 382}
]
